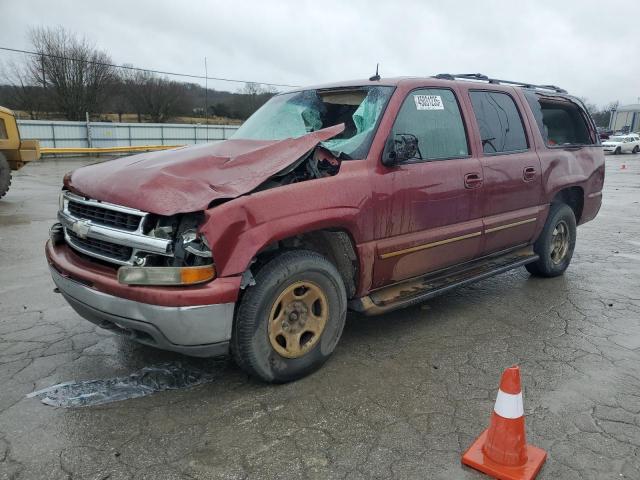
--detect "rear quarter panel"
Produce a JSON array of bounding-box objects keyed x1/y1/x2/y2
[
  {"x1": 538, "y1": 146, "x2": 604, "y2": 224},
  {"x1": 514, "y1": 89, "x2": 605, "y2": 226}
]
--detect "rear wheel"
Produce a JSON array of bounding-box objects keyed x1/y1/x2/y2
[
  {"x1": 633, "y1": 145, "x2": 639, "y2": 154},
  {"x1": 0, "y1": 153, "x2": 11, "y2": 199},
  {"x1": 526, "y1": 203, "x2": 576, "y2": 277},
  {"x1": 231, "y1": 250, "x2": 347, "y2": 383}
]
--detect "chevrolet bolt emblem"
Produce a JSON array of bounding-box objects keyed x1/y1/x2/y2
[{"x1": 72, "y1": 220, "x2": 91, "y2": 239}]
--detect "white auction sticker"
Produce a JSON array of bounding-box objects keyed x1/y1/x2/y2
[{"x1": 414, "y1": 95, "x2": 444, "y2": 110}]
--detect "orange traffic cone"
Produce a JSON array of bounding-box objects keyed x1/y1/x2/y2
[
  {"x1": 462, "y1": 366, "x2": 547, "y2": 480},
  {"x1": 621, "y1": 163, "x2": 627, "y2": 170}
]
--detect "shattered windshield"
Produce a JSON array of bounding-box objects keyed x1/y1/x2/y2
[{"x1": 232, "y1": 86, "x2": 394, "y2": 159}]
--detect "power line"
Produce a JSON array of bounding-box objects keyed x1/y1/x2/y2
[{"x1": 0, "y1": 46, "x2": 301, "y2": 88}]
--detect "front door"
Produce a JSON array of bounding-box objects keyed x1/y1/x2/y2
[
  {"x1": 371, "y1": 87, "x2": 484, "y2": 288},
  {"x1": 466, "y1": 89, "x2": 543, "y2": 255}
]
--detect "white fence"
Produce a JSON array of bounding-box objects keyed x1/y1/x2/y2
[{"x1": 17, "y1": 120, "x2": 240, "y2": 148}]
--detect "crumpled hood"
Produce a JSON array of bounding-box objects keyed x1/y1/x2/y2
[{"x1": 65, "y1": 124, "x2": 344, "y2": 216}]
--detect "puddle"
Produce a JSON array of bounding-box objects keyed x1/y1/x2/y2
[{"x1": 27, "y1": 362, "x2": 217, "y2": 407}]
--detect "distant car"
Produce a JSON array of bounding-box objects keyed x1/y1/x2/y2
[
  {"x1": 597, "y1": 128, "x2": 612, "y2": 140},
  {"x1": 602, "y1": 134, "x2": 640, "y2": 154}
]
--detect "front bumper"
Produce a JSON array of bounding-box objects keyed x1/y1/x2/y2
[{"x1": 50, "y1": 265, "x2": 234, "y2": 357}]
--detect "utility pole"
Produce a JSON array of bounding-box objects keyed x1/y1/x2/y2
[
  {"x1": 40, "y1": 54, "x2": 46, "y2": 89},
  {"x1": 204, "y1": 57, "x2": 209, "y2": 142}
]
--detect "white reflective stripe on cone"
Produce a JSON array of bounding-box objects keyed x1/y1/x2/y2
[{"x1": 493, "y1": 390, "x2": 524, "y2": 419}]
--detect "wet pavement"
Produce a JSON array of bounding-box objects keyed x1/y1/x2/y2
[{"x1": 1, "y1": 154, "x2": 639, "y2": 479}]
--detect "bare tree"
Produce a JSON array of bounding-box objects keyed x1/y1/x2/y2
[
  {"x1": 120, "y1": 68, "x2": 146, "y2": 122},
  {"x1": 103, "y1": 78, "x2": 129, "y2": 123},
  {"x1": 26, "y1": 26, "x2": 116, "y2": 120},
  {"x1": 121, "y1": 69, "x2": 186, "y2": 123},
  {"x1": 579, "y1": 97, "x2": 620, "y2": 128},
  {"x1": 1, "y1": 60, "x2": 50, "y2": 119},
  {"x1": 235, "y1": 82, "x2": 277, "y2": 118},
  {"x1": 241, "y1": 82, "x2": 262, "y2": 97}
]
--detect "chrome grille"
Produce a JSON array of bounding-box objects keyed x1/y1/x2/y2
[
  {"x1": 67, "y1": 229, "x2": 133, "y2": 262},
  {"x1": 59, "y1": 191, "x2": 173, "y2": 266},
  {"x1": 68, "y1": 200, "x2": 142, "y2": 231}
]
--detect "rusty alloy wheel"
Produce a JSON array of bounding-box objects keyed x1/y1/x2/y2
[
  {"x1": 550, "y1": 220, "x2": 570, "y2": 264},
  {"x1": 526, "y1": 203, "x2": 576, "y2": 278},
  {"x1": 268, "y1": 280, "x2": 328, "y2": 358},
  {"x1": 231, "y1": 250, "x2": 347, "y2": 382}
]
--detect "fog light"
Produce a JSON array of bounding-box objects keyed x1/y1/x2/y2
[{"x1": 117, "y1": 265, "x2": 216, "y2": 286}]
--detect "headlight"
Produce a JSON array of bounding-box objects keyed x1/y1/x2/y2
[{"x1": 117, "y1": 265, "x2": 216, "y2": 286}]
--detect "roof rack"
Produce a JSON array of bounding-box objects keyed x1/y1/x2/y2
[{"x1": 434, "y1": 73, "x2": 567, "y2": 94}]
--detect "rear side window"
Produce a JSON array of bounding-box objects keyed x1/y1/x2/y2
[
  {"x1": 524, "y1": 92, "x2": 595, "y2": 146},
  {"x1": 390, "y1": 88, "x2": 468, "y2": 161},
  {"x1": 469, "y1": 91, "x2": 528, "y2": 154},
  {"x1": 0, "y1": 119, "x2": 7, "y2": 140}
]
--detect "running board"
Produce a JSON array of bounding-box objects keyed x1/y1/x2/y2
[{"x1": 349, "y1": 246, "x2": 538, "y2": 315}]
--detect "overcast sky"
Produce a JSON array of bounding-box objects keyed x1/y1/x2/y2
[{"x1": 1, "y1": 0, "x2": 638, "y2": 107}]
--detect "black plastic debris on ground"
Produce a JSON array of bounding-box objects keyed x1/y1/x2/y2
[{"x1": 27, "y1": 362, "x2": 217, "y2": 407}]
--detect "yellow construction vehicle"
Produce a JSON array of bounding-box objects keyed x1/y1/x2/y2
[{"x1": 0, "y1": 106, "x2": 41, "y2": 199}]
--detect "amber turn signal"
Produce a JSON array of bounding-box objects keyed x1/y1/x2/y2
[
  {"x1": 180, "y1": 265, "x2": 216, "y2": 284},
  {"x1": 118, "y1": 265, "x2": 216, "y2": 286}
]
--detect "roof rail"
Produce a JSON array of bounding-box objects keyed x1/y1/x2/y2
[{"x1": 434, "y1": 73, "x2": 567, "y2": 94}]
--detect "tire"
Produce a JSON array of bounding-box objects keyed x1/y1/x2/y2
[
  {"x1": 526, "y1": 203, "x2": 577, "y2": 277},
  {"x1": 0, "y1": 153, "x2": 11, "y2": 199},
  {"x1": 615, "y1": 147, "x2": 621, "y2": 155},
  {"x1": 633, "y1": 145, "x2": 639, "y2": 154},
  {"x1": 231, "y1": 250, "x2": 347, "y2": 383}
]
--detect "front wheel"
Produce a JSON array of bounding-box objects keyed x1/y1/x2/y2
[
  {"x1": 0, "y1": 153, "x2": 11, "y2": 199},
  {"x1": 633, "y1": 145, "x2": 639, "y2": 154},
  {"x1": 615, "y1": 147, "x2": 621, "y2": 155},
  {"x1": 231, "y1": 250, "x2": 347, "y2": 383},
  {"x1": 526, "y1": 203, "x2": 577, "y2": 277}
]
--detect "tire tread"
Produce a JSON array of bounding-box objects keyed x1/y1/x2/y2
[
  {"x1": 232, "y1": 250, "x2": 346, "y2": 382},
  {"x1": 526, "y1": 202, "x2": 576, "y2": 277},
  {"x1": 0, "y1": 154, "x2": 12, "y2": 199}
]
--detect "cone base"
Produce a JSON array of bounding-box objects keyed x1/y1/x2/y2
[{"x1": 462, "y1": 429, "x2": 547, "y2": 480}]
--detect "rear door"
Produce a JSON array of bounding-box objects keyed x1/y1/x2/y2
[
  {"x1": 370, "y1": 86, "x2": 484, "y2": 288},
  {"x1": 466, "y1": 89, "x2": 543, "y2": 255}
]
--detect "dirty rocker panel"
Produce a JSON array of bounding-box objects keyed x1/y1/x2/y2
[{"x1": 350, "y1": 245, "x2": 538, "y2": 315}]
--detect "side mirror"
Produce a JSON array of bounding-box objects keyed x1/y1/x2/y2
[{"x1": 382, "y1": 133, "x2": 420, "y2": 166}]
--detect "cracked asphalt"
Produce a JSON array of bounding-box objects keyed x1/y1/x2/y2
[{"x1": 1, "y1": 154, "x2": 640, "y2": 479}]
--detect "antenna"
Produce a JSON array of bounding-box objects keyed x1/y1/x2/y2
[{"x1": 369, "y1": 63, "x2": 380, "y2": 81}]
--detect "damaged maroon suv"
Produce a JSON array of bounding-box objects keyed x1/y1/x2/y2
[{"x1": 47, "y1": 73, "x2": 604, "y2": 382}]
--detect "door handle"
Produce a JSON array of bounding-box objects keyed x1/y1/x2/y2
[
  {"x1": 464, "y1": 172, "x2": 483, "y2": 189},
  {"x1": 523, "y1": 166, "x2": 537, "y2": 181}
]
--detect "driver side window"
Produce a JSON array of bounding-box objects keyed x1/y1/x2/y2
[{"x1": 391, "y1": 88, "x2": 469, "y2": 161}]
